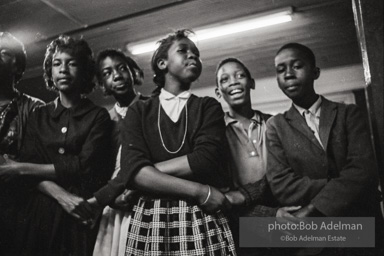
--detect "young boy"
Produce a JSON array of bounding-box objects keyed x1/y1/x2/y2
[
  {"x1": 215, "y1": 57, "x2": 299, "y2": 255},
  {"x1": 267, "y1": 43, "x2": 382, "y2": 254}
]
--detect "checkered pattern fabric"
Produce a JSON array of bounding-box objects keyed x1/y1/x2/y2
[{"x1": 125, "y1": 197, "x2": 237, "y2": 256}]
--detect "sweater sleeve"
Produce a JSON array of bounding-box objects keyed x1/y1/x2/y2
[
  {"x1": 186, "y1": 98, "x2": 229, "y2": 187},
  {"x1": 94, "y1": 104, "x2": 153, "y2": 205},
  {"x1": 238, "y1": 176, "x2": 269, "y2": 207}
]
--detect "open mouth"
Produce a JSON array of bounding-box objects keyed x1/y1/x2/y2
[{"x1": 229, "y1": 88, "x2": 244, "y2": 96}]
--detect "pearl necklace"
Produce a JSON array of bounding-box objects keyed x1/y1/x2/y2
[{"x1": 157, "y1": 101, "x2": 188, "y2": 154}]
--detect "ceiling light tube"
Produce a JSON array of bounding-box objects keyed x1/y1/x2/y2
[{"x1": 127, "y1": 7, "x2": 293, "y2": 55}]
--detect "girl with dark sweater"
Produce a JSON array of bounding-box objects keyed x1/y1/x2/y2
[{"x1": 90, "y1": 29, "x2": 236, "y2": 255}]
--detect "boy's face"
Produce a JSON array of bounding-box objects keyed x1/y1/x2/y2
[
  {"x1": 99, "y1": 56, "x2": 135, "y2": 97},
  {"x1": 274, "y1": 48, "x2": 319, "y2": 101},
  {"x1": 216, "y1": 61, "x2": 254, "y2": 108}
]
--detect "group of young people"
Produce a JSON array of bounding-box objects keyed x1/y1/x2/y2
[{"x1": 0, "y1": 28, "x2": 382, "y2": 256}]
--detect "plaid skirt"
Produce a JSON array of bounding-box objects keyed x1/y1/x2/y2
[{"x1": 125, "y1": 197, "x2": 237, "y2": 256}]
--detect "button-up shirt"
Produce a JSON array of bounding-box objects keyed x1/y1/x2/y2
[
  {"x1": 20, "y1": 97, "x2": 113, "y2": 196},
  {"x1": 294, "y1": 96, "x2": 323, "y2": 148},
  {"x1": 225, "y1": 111, "x2": 268, "y2": 188}
]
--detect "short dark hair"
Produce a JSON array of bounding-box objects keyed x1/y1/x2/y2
[
  {"x1": 276, "y1": 43, "x2": 316, "y2": 67},
  {"x1": 215, "y1": 57, "x2": 252, "y2": 87},
  {"x1": 95, "y1": 48, "x2": 143, "y2": 88},
  {"x1": 151, "y1": 29, "x2": 195, "y2": 89},
  {"x1": 43, "y1": 35, "x2": 96, "y2": 94},
  {"x1": 0, "y1": 32, "x2": 27, "y2": 84}
]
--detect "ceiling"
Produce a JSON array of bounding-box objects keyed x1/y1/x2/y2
[{"x1": 0, "y1": 0, "x2": 364, "y2": 105}]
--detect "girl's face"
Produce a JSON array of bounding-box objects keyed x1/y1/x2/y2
[
  {"x1": 216, "y1": 61, "x2": 254, "y2": 108},
  {"x1": 99, "y1": 56, "x2": 134, "y2": 97},
  {"x1": 51, "y1": 50, "x2": 82, "y2": 94},
  {"x1": 161, "y1": 38, "x2": 202, "y2": 85}
]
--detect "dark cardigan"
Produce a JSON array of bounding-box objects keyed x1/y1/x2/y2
[{"x1": 95, "y1": 94, "x2": 231, "y2": 206}]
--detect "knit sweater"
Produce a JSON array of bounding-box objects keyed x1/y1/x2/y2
[{"x1": 95, "y1": 95, "x2": 230, "y2": 206}]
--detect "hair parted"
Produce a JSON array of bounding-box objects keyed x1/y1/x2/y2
[
  {"x1": 0, "y1": 32, "x2": 27, "y2": 84},
  {"x1": 215, "y1": 57, "x2": 252, "y2": 87},
  {"x1": 276, "y1": 43, "x2": 316, "y2": 67},
  {"x1": 43, "y1": 34, "x2": 96, "y2": 94},
  {"x1": 151, "y1": 29, "x2": 195, "y2": 91}
]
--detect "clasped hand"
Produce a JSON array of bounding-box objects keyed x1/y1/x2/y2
[
  {"x1": 198, "y1": 186, "x2": 231, "y2": 214},
  {"x1": 70, "y1": 189, "x2": 139, "y2": 226},
  {"x1": 56, "y1": 191, "x2": 100, "y2": 227},
  {"x1": 109, "y1": 189, "x2": 139, "y2": 211}
]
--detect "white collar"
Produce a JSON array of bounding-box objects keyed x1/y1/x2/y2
[
  {"x1": 294, "y1": 96, "x2": 322, "y2": 118},
  {"x1": 159, "y1": 88, "x2": 191, "y2": 101},
  {"x1": 114, "y1": 93, "x2": 141, "y2": 118},
  {"x1": 159, "y1": 89, "x2": 191, "y2": 122}
]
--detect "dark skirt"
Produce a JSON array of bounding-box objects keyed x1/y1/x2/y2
[
  {"x1": 0, "y1": 180, "x2": 32, "y2": 255},
  {"x1": 125, "y1": 197, "x2": 237, "y2": 256},
  {"x1": 17, "y1": 191, "x2": 98, "y2": 256}
]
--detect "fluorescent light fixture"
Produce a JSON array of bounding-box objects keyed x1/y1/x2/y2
[{"x1": 127, "y1": 7, "x2": 293, "y2": 55}]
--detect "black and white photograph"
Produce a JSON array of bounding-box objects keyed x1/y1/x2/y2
[{"x1": 1, "y1": 0, "x2": 383, "y2": 255}]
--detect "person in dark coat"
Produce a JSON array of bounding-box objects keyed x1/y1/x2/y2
[
  {"x1": 267, "y1": 42, "x2": 383, "y2": 255},
  {"x1": 0, "y1": 35, "x2": 113, "y2": 256},
  {"x1": 0, "y1": 31, "x2": 43, "y2": 255}
]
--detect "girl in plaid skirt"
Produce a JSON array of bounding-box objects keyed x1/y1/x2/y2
[{"x1": 117, "y1": 29, "x2": 236, "y2": 255}]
